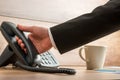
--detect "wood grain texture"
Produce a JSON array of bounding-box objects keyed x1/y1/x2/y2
[{"x1": 0, "y1": 66, "x2": 120, "y2": 80}]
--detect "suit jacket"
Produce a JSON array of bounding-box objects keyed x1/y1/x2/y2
[{"x1": 50, "y1": 0, "x2": 120, "y2": 54}]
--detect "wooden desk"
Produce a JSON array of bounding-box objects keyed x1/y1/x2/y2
[{"x1": 0, "y1": 66, "x2": 120, "y2": 80}]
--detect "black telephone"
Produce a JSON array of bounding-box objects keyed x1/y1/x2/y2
[{"x1": 0, "y1": 21, "x2": 76, "y2": 75}]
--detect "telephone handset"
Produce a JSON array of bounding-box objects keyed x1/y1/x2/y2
[
  {"x1": 0, "y1": 21, "x2": 76, "y2": 75},
  {"x1": 0, "y1": 21, "x2": 59, "y2": 67}
]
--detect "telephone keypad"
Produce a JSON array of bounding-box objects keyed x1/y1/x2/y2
[{"x1": 39, "y1": 52, "x2": 59, "y2": 67}]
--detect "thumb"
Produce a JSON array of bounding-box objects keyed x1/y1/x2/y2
[{"x1": 17, "y1": 24, "x2": 33, "y2": 32}]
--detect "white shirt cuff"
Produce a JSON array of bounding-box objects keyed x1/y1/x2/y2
[{"x1": 48, "y1": 28, "x2": 57, "y2": 49}]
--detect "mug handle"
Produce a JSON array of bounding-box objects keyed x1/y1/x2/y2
[{"x1": 79, "y1": 47, "x2": 87, "y2": 62}]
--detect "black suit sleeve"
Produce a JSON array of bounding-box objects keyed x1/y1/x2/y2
[{"x1": 50, "y1": 0, "x2": 120, "y2": 54}]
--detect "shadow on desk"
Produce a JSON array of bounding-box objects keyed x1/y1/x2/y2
[{"x1": 0, "y1": 66, "x2": 120, "y2": 80}]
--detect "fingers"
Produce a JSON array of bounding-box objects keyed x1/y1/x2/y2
[
  {"x1": 17, "y1": 24, "x2": 33, "y2": 32},
  {"x1": 16, "y1": 36, "x2": 19, "y2": 41},
  {"x1": 16, "y1": 37, "x2": 27, "y2": 53}
]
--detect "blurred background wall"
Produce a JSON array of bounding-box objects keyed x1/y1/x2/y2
[{"x1": 0, "y1": 0, "x2": 108, "y2": 23}]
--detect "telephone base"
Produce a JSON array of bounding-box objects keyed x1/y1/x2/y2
[
  {"x1": 0, "y1": 45, "x2": 17, "y2": 67},
  {"x1": 0, "y1": 45, "x2": 76, "y2": 75}
]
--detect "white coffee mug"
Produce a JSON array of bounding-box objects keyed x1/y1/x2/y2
[{"x1": 79, "y1": 45, "x2": 107, "y2": 70}]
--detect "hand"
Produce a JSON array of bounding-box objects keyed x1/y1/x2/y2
[{"x1": 16, "y1": 25, "x2": 52, "y2": 53}]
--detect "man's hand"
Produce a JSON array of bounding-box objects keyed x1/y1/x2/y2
[{"x1": 16, "y1": 25, "x2": 52, "y2": 53}]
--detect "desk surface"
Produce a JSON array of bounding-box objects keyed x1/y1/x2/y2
[{"x1": 0, "y1": 66, "x2": 120, "y2": 80}]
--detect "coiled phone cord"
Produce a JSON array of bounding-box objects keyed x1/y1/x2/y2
[{"x1": 15, "y1": 61, "x2": 76, "y2": 75}]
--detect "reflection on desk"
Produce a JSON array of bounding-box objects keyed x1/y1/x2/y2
[{"x1": 0, "y1": 66, "x2": 120, "y2": 80}]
